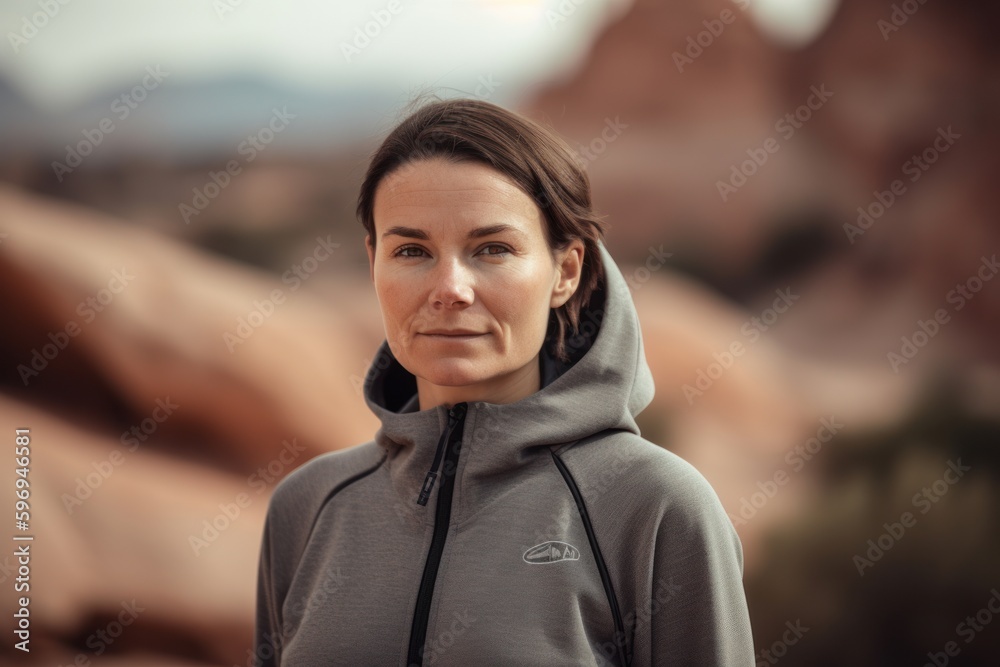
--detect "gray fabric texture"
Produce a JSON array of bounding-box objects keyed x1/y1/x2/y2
[{"x1": 254, "y1": 238, "x2": 755, "y2": 666}]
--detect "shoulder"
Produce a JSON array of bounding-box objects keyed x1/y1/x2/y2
[
  {"x1": 561, "y1": 433, "x2": 744, "y2": 580},
  {"x1": 265, "y1": 440, "x2": 386, "y2": 529},
  {"x1": 557, "y1": 432, "x2": 732, "y2": 532},
  {"x1": 258, "y1": 441, "x2": 388, "y2": 614}
]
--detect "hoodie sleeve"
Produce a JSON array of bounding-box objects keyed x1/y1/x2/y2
[
  {"x1": 647, "y1": 461, "x2": 755, "y2": 666},
  {"x1": 254, "y1": 511, "x2": 283, "y2": 667}
]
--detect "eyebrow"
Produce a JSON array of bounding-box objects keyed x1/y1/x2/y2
[{"x1": 381, "y1": 223, "x2": 525, "y2": 241}]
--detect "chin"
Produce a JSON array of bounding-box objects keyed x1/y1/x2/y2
[{"x1": 413, "y1": 357, "x2": 495, "y2": 387}]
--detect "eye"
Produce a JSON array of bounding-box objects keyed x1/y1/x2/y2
[
  {"x1": 393, "y1": 245, "x2": 426, "y2": 258},
  {"x1": 391, "y1": 243, "x2": 512, "y2": 259},
  {"x1": 479, "y1": 243, "x2": 512, "y2": 257}
]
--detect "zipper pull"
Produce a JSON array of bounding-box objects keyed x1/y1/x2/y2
[
  {"x1": 417, "y1": 470, "x2": 439, "y2": 507},
  {"x1": 416, "y1": 403, "x2": 468, "y2": 506}
]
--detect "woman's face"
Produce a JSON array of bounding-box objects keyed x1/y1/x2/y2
[{"x1": 367, "y1": 157, "x2": 583, "y2": 409}]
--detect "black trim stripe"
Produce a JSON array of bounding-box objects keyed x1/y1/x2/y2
[
  {"x1": 551, "y1": 449, "x2": 631, "y2": 667},
  {"x1": 300, "y1": 452, "x2": 389, "y2": 565}
]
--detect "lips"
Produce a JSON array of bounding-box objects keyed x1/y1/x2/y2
[{"x1": 419, "y1": 330, "x2": 488, "y2": 342}]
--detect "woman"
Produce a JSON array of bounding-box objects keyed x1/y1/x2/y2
[{"x1": 254, "y1": 98, "x2": 754, "y2": 666}]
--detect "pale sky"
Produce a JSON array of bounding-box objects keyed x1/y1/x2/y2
[
  {"x1": 0, "y1": 0, "x2": 635, "y2": 111},
  {"x1": 0, "y1": 0, "x2": 840, "y2": 113}
]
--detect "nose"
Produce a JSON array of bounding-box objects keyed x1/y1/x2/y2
[{"x1": 428, "y1": 255, "x2": 474, "y2": 308}]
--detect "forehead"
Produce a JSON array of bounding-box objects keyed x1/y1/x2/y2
[{"x1": 373, "y1": 158, "x2": 542, "y2": 231}]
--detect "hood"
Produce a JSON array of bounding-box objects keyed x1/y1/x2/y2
[{"x1": 362, "y1": 238, "x2": 655, "y2": 519}]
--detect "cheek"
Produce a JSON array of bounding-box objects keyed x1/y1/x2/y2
[
  {"x1": 375, "y1": 275, "x2": 410, "y2": 324},
  {"x1": 491, "y1": 267, "x2": 553, "y2": 329}
]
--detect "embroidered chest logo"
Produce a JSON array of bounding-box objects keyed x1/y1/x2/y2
[{"x1": 523, "y1": 541, "x2": 581, "y2": 564}]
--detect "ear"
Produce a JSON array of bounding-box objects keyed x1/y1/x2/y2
[
  {"x1": 550, "y1": 239, "x2": 584, "y2": 309},
  {"x1": 365, "y1": 234, "x2": 375, "y2": 283}
]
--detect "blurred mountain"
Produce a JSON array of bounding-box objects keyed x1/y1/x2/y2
[
  {"x1": 2, "y1": 1, "x2": 1000, "y2": 663},
  {"x1": 0, "y1": 71, "x2": 404, "y2": 163},
  {"x1": 0, "y1": 75, "x2": 48, "y2": 147},
  {"x1": 523, "y1": 0, "x2": 1000, "y2": 357}
]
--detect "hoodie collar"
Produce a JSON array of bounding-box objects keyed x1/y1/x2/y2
[{"x1": 362, "y1": 239, "x2": 655, "y2": 524}]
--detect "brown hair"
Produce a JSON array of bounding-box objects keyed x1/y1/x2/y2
[{"x1": 356, "y1": 96, "x2": 608, "y2": 364}]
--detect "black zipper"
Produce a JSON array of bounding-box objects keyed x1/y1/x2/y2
[{"x1": 406, "y1": 402, "x2": 468, "y2": 666}]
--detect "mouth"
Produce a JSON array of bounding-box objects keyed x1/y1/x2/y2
[{"x1": 419, "y1": 331, "x2": 489, "y2": 340}]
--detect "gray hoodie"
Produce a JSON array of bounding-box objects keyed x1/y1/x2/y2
[{"x1": 254, "y1": 239, "x2": 755, "y2": 666}]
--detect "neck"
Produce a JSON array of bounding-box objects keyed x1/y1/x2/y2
[{"x1": 416, "y1": 353, "x2": 541, "y2": 411}]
